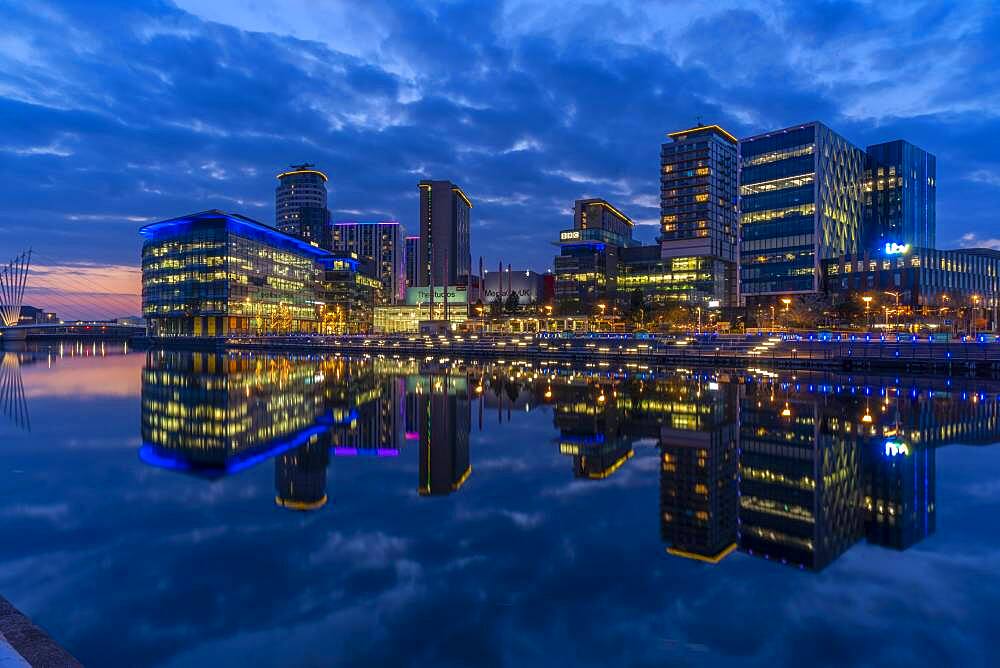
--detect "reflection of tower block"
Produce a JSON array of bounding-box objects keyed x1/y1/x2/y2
[
  {"x1": 417, "y1": 385, "x2": 471, "y2": 495},
  {"x1": 863, "y1": 440, "x2": 936, "y2": 550},
  {"x1": 660, "y1": 427, "x2": 738, "y2": 563},
  {"x1": 275, "y1": 435, "x2": 331, "y2": 511},
  {"x1": 573, "y1": 443, "x2": 635, "y2": 480},
  {"x1": 562, "y1": 437, "x2": 633, "y2": 480}
]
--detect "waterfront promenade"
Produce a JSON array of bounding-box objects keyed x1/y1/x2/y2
[{"x1": 138, "y1": 332, "x2": 1000, "y2": 375}]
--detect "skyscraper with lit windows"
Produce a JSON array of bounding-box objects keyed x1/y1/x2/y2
[
  {"x1": 657, "y1": 124, "x2": 739, "y2": 306},
  {"x1": 417, "y1": 180, "x2": 472, "y2": 288},
  {"x1": 275, "y1": 163, "x2": 332, "y2": 250},
  {"x1": 739, "y1": 122, "x2": 866, "y2": 306},
  {"x1": 863, "y1": 140, "x2": 936, "y2": 252}
]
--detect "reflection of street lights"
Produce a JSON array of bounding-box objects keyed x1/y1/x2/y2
[{"x1": 862, "y1": 295, "x2": 872, "y2": 330}]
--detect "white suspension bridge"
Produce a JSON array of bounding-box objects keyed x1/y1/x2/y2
[{"x1": 0, "y1": 250, "x2": 145, "y2": 346}]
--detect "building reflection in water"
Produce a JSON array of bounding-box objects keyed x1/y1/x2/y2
[
  {"x1": 137, "y1": 351, "x2": 999, "y2": 572},
  {"x1": 415, "y1": 372, "x2": 471, "y2": 495}
]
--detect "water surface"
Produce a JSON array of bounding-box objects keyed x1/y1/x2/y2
[{"x1": 2, "y1": 343, "x2": 1000, "y2": 667}]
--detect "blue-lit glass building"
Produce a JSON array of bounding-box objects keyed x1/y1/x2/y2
[
  {"x1": 863, "y1": 140, "x2": 936, "y2": 252},
  {"x1": 553, "y1": 199, "x2": 637, "y2": 310},
  {"x1": 739, "y1": 122, "x2": 866, "y2": 305},
  {"x1": 140, "y1": 210, "x2": 379, "y2": 336}
]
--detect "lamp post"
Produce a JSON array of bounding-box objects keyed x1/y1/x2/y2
[
  {"x1": 862, "y1": 295, "x2": 873, "y2": 331},
  {"x1": 971, "y1": 294, "x2": 981, "y2": 336},
  {"x1": 884, "y1": 291, "x2": 901, "y2": 330}
]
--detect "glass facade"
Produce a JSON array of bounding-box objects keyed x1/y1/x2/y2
[
  {"x1": 822, "y1": 246, "x2": 1000, "y2": 314},
  {"x1": 740, "y1": 123, "x2": 866, "y2": 302},
  {"x1": 618, "y1": 246, "x2": 728, "y2": 306},
  {"x1": 141, "y1": 211, "x2": 329, "y2": 336},
  {"x1": 554, "y1": 199, "x2": 635, "y2": 311},
  {"x1": 863, "y1": 140, "x2": 936, "y2": 252}
]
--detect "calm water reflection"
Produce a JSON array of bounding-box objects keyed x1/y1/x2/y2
[{"x1": 3, "y1": 344, "x2": 1000, "y2": 666}]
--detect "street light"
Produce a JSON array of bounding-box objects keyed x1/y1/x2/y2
[
  {"x1": 884, "y1": 291, "x2": 901, "y2": 330},
  {"x1": 972, "y1": 294, "x2": 982, "y2": 335},
  {"x1": 862, "y1": 295, "x2": 873, "y2": 331}
]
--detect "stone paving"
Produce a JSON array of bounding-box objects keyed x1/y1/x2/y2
[{"x1": 0, "y1": 597, "x2": 80, "y2": 667}]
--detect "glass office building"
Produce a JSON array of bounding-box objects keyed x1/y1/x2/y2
[
  {"x1": 554, "y1": 199, "x2": 636, "y2": 311},
  {"x1": 618, "y1": 246, "x2": 730, "y2": 308},
  {"x1": 739, "y1": 122, "x2": 866, "y2": 305},
  {"x1": 863, "y1": 140, "x2": 936, "y2": 252},
  {"x1": 141, "y1": 210, "x2": 329, "y2": 336}
]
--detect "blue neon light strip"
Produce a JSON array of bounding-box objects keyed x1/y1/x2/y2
[
  {"x1": 139, "y1": 210, "x2": 334, "y2": 259},
  {"x1": 138, "y1": 424, "x2": 329, "y2": 478}
]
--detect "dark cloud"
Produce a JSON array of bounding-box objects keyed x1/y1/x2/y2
[{"x1": 0, "y1": 0, "x2": 996, "y2": 282}]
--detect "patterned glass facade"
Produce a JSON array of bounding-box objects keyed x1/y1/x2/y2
[{"x1": 739, "y1": 122, "x2": 866, "y2": 302}]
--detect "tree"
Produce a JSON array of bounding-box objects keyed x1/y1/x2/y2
[
  {"x1": 490, "y1": 295, "x2": 504, "y2": 317},
  {"x1": 628, "y1": 289, "x2": 646, "y2": 330},
  {"x1": 504, "y1": 292, "x2": 520, "y2": 314}
]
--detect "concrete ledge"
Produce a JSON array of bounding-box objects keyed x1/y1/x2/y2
[{"x1": 0, "y1": 597, "x2": 80, "y2": 667}]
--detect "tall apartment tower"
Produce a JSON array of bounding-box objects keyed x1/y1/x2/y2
[
  {"x1": 332, "y1": 221, "x2": 406, "y2": 303},
  {"x1": 404, "y1": 236, "x2": 420, "y2": 288},
  {"x1": 275, "y1": 164, "x2": 332, "y2": 250},
  {"x1": 417, "y1": 180, "x2": 472, "y2": 287},
  {"x1": 739, "y1": 122, "x2": 866, "y2": 305},
  {"x1": 863, "y1": 140, "x2": 936, "y2": 252},
  {"x1": 659, "y1": 124, "x2": 739, "y2": 306}
]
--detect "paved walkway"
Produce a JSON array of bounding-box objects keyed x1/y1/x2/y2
[
  {"x1": 0, "y1": 597, "x2": 80, "y2": 667},
  {"x1": 0, "y1": 632, "x2": 29, "y2": 668}
]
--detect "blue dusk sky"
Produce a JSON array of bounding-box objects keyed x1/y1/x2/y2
[{"x1": 0, "y1": 1, "x2": 998, "y2": 316}]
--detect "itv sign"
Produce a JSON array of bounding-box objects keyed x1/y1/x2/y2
[{"x1": 884, "y1": 242, "x2": 911, "y2": 255}]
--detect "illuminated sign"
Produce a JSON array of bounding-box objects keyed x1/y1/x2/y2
[
  {"x1": 560, "y1": 230, "x2": 581, "y2": 240},
  {"x1": 405, "y1": 286, "x2": 468, "y2": 306},
  {"x1": 708, "y1": 300, "x2": 721, "y2": 308},
  {"x1": 884, "y1": 242, "x2": 911, "y2": 255},
  {"x1": 883, "y1": 439, "x2": 910, "y2": 457}
]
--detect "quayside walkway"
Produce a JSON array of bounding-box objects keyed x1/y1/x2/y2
[
  {"x1": 0, "y1": 597, "x2": 80, "y2": 667},
  {"x1": 137, "y1": 332, "x2": 1000, "y2": 375}
]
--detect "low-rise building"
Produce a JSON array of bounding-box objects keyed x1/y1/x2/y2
[
  {"x1": 822, "y1": 245, "x2": 1000, "y2": 328},
  {"x1": 140, "y1": 210, "x2": 379, "y2": 336}
]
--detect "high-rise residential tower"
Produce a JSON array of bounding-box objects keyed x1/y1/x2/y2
[
  {"x1": 275, "y1": 164, "x2": 332, "y2": 250},
  {"x1": 863, "y1": 140, "x2": 936, "y2": 252},
  {"x1": 404, "y1": 236, "x2": 420, "y2": 288},
  {"x1": 658, "y1": 124, "x2": 739, "y2": 306},
  {"x1": 332, "y1": 221, "x2": 406, "y2": 303},
  {"x1": 739, "y1": 122, "x2": 866, "y2": 305},
  {"x1": 417, "y1": 180, "x2": 472, "y2": 287}
]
